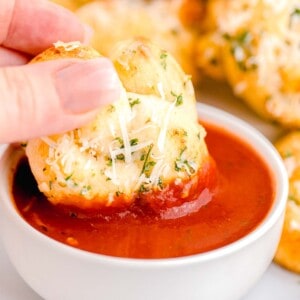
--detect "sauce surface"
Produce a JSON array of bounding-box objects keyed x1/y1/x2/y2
[{"x1": 13, "y1": 123, "x2": 274, "y2": 258}]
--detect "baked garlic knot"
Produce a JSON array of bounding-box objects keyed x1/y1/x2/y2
[
  {"x1": 196, "y1": 0, "x2": 300, "y2": 127},
  {"x1": 76, "y1": 0, "x2": 199, "y2": 82},
  {"x1": 26, "y1": 39, "x2": 213, "y2": 210},
  {"x1": 274, "y1": 131, "x2": 300, "y2": 273}
]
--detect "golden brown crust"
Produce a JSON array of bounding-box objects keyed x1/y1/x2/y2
[
  {"x1": 274, "y1": 201, "x2": 300, "y2": 273},
  {"x1": 30, "y1": 42, "x2": 100, "y2": 63},
  {"x1": 274, "y1": 131, "x2": 300, "y2": 273}
]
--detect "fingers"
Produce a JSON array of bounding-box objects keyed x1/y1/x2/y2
[
  {"x1": 0, "y1": 46, "x2": 30, "y2": 67},
  {"x1": 0, "y1": 58, "x2": 121, "y2": 143},
  {"x1": 0, "y1": 0, "x2": 91, "y2": 55}
]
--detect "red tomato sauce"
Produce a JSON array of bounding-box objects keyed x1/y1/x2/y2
[{"x1": 12, "y1": 123, "x2": 274, "y2": 259}]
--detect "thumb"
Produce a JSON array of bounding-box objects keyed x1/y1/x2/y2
[{"x1": 0, "y1": 58, "x2": 121, "y2": 143}]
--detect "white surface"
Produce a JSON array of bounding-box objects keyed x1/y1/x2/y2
[{"x1": 0, "y1": 80, "x2": 299, "y2": 299}]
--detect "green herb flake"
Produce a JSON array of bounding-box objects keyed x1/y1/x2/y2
[
  {"x1": 80, "y1": 185, "x2": 91, "y2": 196},
  {"x1": 116, "y1": 154, "x2": 125, "y2": 161},
  {"x1": 160, "y1": 51, "x2": 168, "y2": 69},
  {"x1": 157, "y1": 177, "x2": 164, "y2": 190},
  {"x1": 129, "y1": 97, "x2": 141, "y2": 108},
  {"x1": 144, "y1": 161, "x2": 156, "y2": 174},
  {"x1": 140, "y1": 144, "x2": 155, "y2": 176},
  {"x1": 65, "y1": 174, "x2": 73, "y2": 181},
  {"x1": 171, "y1": 91, "x2": 184, "y2": 106},
  {"x1": 106, "y1": 157, "x2": 113, "y2": 167},
  {"x1": 288, "y1": 194, "x2": 299, "y2": 204},
  {"x1": 291, "y1": 7, "x2": 300, "y2": 18},
  {"x1": 115, "y1": 137, "x2": 123, "y2": 145},
  {"x1": 139, "y1": 184, "x2": 149, "y2": 193},
  {"x1": 130, "y1": 138, "x2": 139, "y2": 146},
  {"x1": 236, "y1": 31, "x2": 251, "y2": 44},
  {"x1": 174, "y1": 147, "x2": 195, "y2": 174},
  {"x1": 107, "y1": 104, "x2": 116, "y2": 113},
  {"x1": 224, "y1": 31, "x2": 257, "y2": 72}
]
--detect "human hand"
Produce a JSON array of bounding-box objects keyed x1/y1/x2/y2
[{"x1": 0, "y1": 0, "x2": 121, "y2": 143}]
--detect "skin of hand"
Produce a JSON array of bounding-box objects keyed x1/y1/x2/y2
[{"x1": 0, "y1": 0, "x2": 121, "y2": 143}]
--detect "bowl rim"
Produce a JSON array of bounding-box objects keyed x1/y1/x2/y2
[{"x1": 0, "y1": 103, "x2": 289, "y2": 268}]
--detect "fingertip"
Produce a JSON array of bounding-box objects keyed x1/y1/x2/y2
[
  {"x1": 2, "y1": 0, "x2": 94, "y2": 55},
  {"x1": 55, "y1": 58, "x2": 121, "y2": 114},
  {"x1": 82, "y1": 24, "x2": 94, "y2": 45}
]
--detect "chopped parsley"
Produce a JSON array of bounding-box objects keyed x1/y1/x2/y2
[
  {"x1": 140, "y1": 144, "x2": 155, "y2": 176},
  {"x1": 106, "y1": 157, "x2": 113, "y2": 166},
  {"x1": 139, "y1": 184, "x2": 149, "y2": 193},
  {"x1": 174, "y1": 147, "x2": 196, "y2": 175},
  {"x1": 64, "y1": 173, "x2": 73, "y2": 181},
  {"x1": 128, "y1": 97, "x2": 141, "y2": 109},
  {"x1": 291, "y1": 7, "x2": 300, "y2": 18},
  {"x1": 288, "y1": 194, "x2": 299, "y2": 204},
  {"x1": 223, "y1": 31, "x2": 257, "y2": 72},
  {"x1": 160, "y1": 50, "x2": 168, "y2": 70},
  {"x1": 116, "y1": 154, "x2": 125, "y2": 161},
  {"x1": 130, "y1": 138, "x2": 139, "y2": 146},
  {"x1": 171, "y1": 91, "x2": 184, "y2": 106},
  {"x1": 157, "y1": 177, "x2": 164, "y2": 190},
  {"x1": 197, "y1": 132, "x2": 202, "y2": 140},
  {"x1": 107, "y1": 104, "x2": 116, "y2": 113},
  {"x1": 80, "y1": 185, "x2": 91, "y2": 196},
  {"x1": 290, "y1": 8, "x2": 300, "y2": 27},
  {"x1": 114, "y1": 137, "x2": 139, "y2": 149}
]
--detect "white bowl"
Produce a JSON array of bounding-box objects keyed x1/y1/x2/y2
[{"x1": 0, "y1": 104, "x2": 288, "y2": 300}]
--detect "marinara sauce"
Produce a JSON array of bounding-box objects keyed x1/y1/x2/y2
[{"x1": 12, "y1": 123, "x2": 274, "y2": 259}]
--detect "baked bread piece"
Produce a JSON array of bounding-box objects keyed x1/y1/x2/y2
[
  {"x1": 25, "y1": 39, "x2": 212, "y2": 210},
  {"x1": 76, "y1": 0, "x2": 201, "y2": 81},
  {"x1": 274, "y1": 131, "x2": 300, "y2": 273},
  {"x1": 196, "y1": 0, "x2": 300, "y2": 127}
]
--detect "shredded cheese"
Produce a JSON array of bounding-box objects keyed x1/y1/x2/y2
[
  {"x1": 157, "y1": 82, "x2": 166, "y2": 100},
  {"x1": 148, "y1": 159, "x2": 166, "y2": 186},
  {"x1": 53, "y1": 41, "x2": 81, "y2": 51},
  {"x1": 118, "y1": 113, "x2": 132, "y2": 163},
  {"x1": 157, "y1": 100, "x2": 176, "y2": 153}
]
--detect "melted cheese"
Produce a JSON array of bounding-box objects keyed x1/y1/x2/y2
[{"x1": 41, "y1": 88, "x2": 203, "y2": 199}]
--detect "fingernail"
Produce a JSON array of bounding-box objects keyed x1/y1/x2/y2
[
  {"x1": 55, "y1": 58, "x2": 121, "y2": 113},
  {"x1": 82, "y1": 24, "x2": 94, "y2": 44}
]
